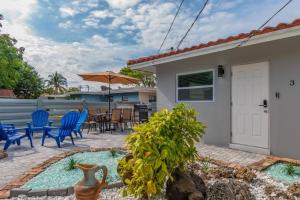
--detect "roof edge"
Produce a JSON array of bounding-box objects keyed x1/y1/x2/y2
[{"x1": 128, "y1": 19, "x2": 300, "y2": 68}]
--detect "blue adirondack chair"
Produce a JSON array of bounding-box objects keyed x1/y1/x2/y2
[
  {"x1": 27, "y1": 109, "x2": 52, "y2": 135},
  {"x1": 42, "y1": 111, "x2": 79, "y2": 148},
  {"x1": 0, "y1": 123, "x2": 33, "y2": 150},
  {"x1": 73, "y1": 109, "x2": 88, "y2": 138}
]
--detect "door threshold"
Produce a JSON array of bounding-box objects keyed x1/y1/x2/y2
[{"x1": 229, "y1": 143, "x2": 270, "y2": 155}]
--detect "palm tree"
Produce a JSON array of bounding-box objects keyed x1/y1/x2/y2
[{"x1": 45, "y1": 72, "x2": 67, "y2": 94}]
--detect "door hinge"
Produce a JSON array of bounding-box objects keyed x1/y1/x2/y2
[
  {"x1": 230, "y1": 102, "x2": 233, "y2": 106},
  {"x1": 231, "y1": 71, "x2": 233, "y2": 76}
]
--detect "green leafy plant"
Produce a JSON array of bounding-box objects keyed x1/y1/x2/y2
[
  {"x1": 285, "y1": 163, "x2": 296, "y2": 176},
  {"x1": 201, "y1": 156, "x2": 211, "y2": 174},
  {"x1": 65, "y1": 158, "x2": 80, "y2": 171},
  {"x1": 118, "y1": 103, "x2": 206, "y2": 198},
  {"x1": 110, "y1": 148, "x2": 117, "y2": 157}
]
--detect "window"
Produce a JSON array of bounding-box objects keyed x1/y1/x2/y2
[
  {"x1": 177, "y1": 70, "x2": 214, "y2": 101},
  {"x1": 122, "y1": 95, "x2": 128, "y2": 101},
  {"x1": 149, "y1": 95, "x2": 156, "y2": 102}
]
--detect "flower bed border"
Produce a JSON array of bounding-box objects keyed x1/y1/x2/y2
[
  {"x1": 249, "y1": 155, "x2": 300, "y2": 171},
  {"x1": 0, "y1": 147, "x2": 126, "y2": 199}
]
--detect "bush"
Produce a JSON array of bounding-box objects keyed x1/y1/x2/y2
[{"x1": 118, "y1": 103, "x2": 206, "y2": 198}]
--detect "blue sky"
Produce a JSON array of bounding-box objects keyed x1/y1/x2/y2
[{"x1": 0, "y1": 0, "x2": 299, "y2": 89}]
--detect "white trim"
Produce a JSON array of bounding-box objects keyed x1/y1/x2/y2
[
  {"x1": 176, "y1": 69, "x2": 215, "y2": 102},
  {"x1": 229, "y1": 143, "x2": 270, "y2": 155},
  {"x1": 130, "y1": 26, "x2": 300, "y2": 70}
]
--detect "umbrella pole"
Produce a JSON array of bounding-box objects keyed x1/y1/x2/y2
[{"x1": 109, "y1": 76, "x2": 112, "y2": 134}]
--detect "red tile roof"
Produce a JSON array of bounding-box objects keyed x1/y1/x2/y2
[
  {"x1": 0, "y1": 89, "x2": 16, "y2": 98},
  {"x1": 127, "y1": 19, "x2": 300, "y2": 65}
]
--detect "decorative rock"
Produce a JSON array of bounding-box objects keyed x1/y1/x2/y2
[
  {"x1": 166, "y1": 168, "x2": 206, "y2": 200},
  {"x1": 0, "y1": 150, "x2": 7, "y2": 159},
  {"x1": 10, "y1": 188, "x2": 31, "y2": 197},
  {"x1": 67, "y1": 187, "x2": 74, "y2": 195},
  {"x1": 207, "y1": 167, "x2": 235, "y2": 180},
  {"x1": 47, "y1": 188, "x2": 68, "y2": 196},
  {"x1": 207, "y1": 179, "x2": 255, "y2": 200},
  {"x1": 234, "y1": 167, "x2": 256, "y2": 182},
  {"x1": 287, "y1": 183, "x2": 300, "y2": 198},
  {"x1": 27, "y1": 189, "x2": 48, "y2": 197}
]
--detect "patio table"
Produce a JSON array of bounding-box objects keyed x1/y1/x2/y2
[{"x1": 93, "y1": 113, "x2": 111, "y2": 133}]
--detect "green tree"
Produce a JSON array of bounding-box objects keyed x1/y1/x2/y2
[
  {"x1": 119, "y1": 66, "x2": 156, "y2": 88},
  {"x1": 67, "y1": 87, "x2": 80, "y2": 93},
  {"x1": 0, "y1": 14, "x2": 44, "y2": 98},
  {"x1": 45, "y1": 72, "x2": 67, "y2": 94}
]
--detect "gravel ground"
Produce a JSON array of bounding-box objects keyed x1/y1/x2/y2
[{"x1": 10, "y1": 188, "x2": 166, "y2": 200}]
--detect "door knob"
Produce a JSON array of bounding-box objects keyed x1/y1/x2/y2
[{"x1": 259, "y1": 99, "x2": 268, "y2": 108}]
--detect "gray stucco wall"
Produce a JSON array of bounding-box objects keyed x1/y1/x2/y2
[{"x1": 156, "y1": 35, "x2": 300, "y2": 159}]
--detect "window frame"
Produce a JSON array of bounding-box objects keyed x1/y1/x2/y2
[{"x1": 176, "y1": 69, "x2": 215, "y2": 102}]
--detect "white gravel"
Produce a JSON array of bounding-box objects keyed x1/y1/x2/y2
[{"x1": 10, "y1": 188, "x2": 166, "y2": 200}]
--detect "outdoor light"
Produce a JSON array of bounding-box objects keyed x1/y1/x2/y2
[{"x1": 218, "y1": 65, "x2": 225, "y2": 77}]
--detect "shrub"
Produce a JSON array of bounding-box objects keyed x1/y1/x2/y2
[{"x1": 118, "y1": 103, "x2": 206, "y2": 198}]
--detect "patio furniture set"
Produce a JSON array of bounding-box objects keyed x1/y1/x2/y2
[
  {"x1": 0, "y1": 109, "x2": 87, "y2": 150},
  {"x1": 85, "y1": 107, "x2": 136, "y2": 134},
  {"x1": 0, "y1": 105, "x2": 143, "y2": 150}
]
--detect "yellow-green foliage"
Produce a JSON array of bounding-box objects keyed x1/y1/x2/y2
[{"x1": 118, "y1": 103, "x2": 206, "y2": 198}]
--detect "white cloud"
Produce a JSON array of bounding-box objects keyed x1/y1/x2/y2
[
  {"x1": 1, "y1": 0, "x2": 300, "y2": 90},
  {"x1": 58, "y1": 20, "x2": 73, "y2": 29},
  {"x1": 59, "y1": 7, "x2": 76, "y2": 17},
  {"x1": 105, "y1": 0, "x2": 140, "y2": 9},
  {"x1": 0, "y1": 0, "x2": 141, "y2": 89}
]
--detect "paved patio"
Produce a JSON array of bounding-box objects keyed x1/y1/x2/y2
[{"x1": 0, "y1": 130, "x2": 266, "y2": 189}]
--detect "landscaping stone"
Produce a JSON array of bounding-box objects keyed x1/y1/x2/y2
[
  {"x1": 234, "y1": 167, "x2": 256, "y2": 182},
  {"x1": 27, "y1": 189, "x2": 48, "y2": 197},
  {"x1": 287, "y1": 183, "x2": 300, "y2": 198},
  {"x1": 67, "y1": 187, "x2": 74, "y2": 195},
  {"x1": 0, "y1": 150, "x2": 7, "y2": 159},
  {"x1": 47, "y1": 188, "x2": 68, "y2": 196},
  {"x1": 166, "y1": 169, "x2": 206, "y2": 200},
  {"x1": 10, "y1": 188, "x2": 31, "y2": 197},
  {"x1": 207, "y1": 179, "x2": 255, "y2": 200}
]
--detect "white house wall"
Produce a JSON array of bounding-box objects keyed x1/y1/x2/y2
[{"x1": 156, "y1": 35, "x2": 300, "y2": 159}]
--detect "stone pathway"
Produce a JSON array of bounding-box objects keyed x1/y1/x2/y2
[
  {"x1": 0, "y1": 130, "x2": 266, "y2": 190},
  {"x1": 197, "y1": 144, "x2": 266, "y2": 166}
]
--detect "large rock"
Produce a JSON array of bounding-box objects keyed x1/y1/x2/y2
[
  {"x1": 166, "y1": 168, "x2": 206, "y2": 200},
  {"x1": 207, "y1": 179, "x2": 255, "y2": 200}
]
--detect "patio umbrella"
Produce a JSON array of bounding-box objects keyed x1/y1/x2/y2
[{"x1": 78, "y1": 71, "x2": 140, "y2": 132}]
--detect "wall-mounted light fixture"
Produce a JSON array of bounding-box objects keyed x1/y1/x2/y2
[{"x1": 218, "y1": 65, "x2": 225, "y2": 77}]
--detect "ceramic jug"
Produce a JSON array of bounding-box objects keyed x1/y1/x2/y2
[{"x1": 74, "y1": 164, "x2": 108, "y2": 200}]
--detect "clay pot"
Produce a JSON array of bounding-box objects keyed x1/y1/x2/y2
[{"x1": 74, "y1": 164, "x2": 108, "y2": 200}]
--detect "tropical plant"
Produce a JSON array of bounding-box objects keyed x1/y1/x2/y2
[
  {"x1": 110, "y1": 148, "x2": 117, "y2": 157},
  {"x1": 45, "y1": 72, "x2": 68, "y2": 94},
  {"x1": 67, "y1": 87, "x2": 80, "y2": 93},
  {"x1": 118, "y1": 103, "x2": 205, "y2": 198},
  {"x1": 65, "y1": 157, "x2": 80, "y2": 171},
  {"x1": 119, "y1": 66, "x2": 156, "y2": 88},
  {"x1": 285, "y1": 163, "x2": 296, "y2": 176},
  {"x1": 201, "y1": 156, "x2": 211, "y2": 174}
]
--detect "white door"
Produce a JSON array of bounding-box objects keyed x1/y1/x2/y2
[{"x1": 232, "y1": 62, "x2": 269, "y2": 148}]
